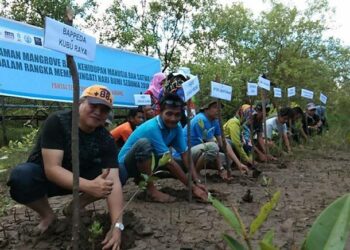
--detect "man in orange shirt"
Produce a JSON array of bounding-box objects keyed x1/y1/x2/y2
[{"x1": 110, "y1": 107, "x2": 144, "y2": 148}]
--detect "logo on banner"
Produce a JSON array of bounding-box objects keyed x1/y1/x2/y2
[
  {"x1": 24, "y1": 35, "x2": 32, "y2": 44},
  {"x1": 16, "y1": 33, "x2": 22, "y2": 42},
  {"x1": 34, "y1": 37, "x2": 42, "y2": 46},
  {"x1": 4, "y1": 31, "x2": 14, "y2": 40}
]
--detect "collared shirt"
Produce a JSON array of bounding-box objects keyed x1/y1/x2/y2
[
  {"x1": 183, "y1": 112, "x2": 221, "y2": 146},
  {"x1": 118, "y1": 115, "x2": 187, "y2": 166}
]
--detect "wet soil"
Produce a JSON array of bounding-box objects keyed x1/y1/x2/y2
[{"x1": 0, "y1": 147, "x2": 349, "y2": 249}]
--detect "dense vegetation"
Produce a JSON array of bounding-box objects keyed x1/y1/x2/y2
[{"x1": 1, "y1": 0, "x2": 349, "y2": 147}]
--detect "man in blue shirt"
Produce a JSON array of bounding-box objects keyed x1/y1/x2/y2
[
  {"x1": 118, "y1": 93, "x2": 207, "y2": 202},
  {"x1": 183, "y1": 99, "x2": 249, "y2": 181}
]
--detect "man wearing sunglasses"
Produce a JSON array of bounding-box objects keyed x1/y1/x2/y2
[{"x1": 118, "y1": 93, "x2": 208, "y2": 202}]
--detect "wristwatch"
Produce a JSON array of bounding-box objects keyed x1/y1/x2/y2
[{"x1": 115, "y1": 222, "x2": 124, "y2": 231}]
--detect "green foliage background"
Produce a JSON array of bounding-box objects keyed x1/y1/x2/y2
[{"x1": 0, "y1": 0, "x2": 350, "y2": 149}]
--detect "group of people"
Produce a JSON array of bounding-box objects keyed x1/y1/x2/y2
[{"x1": 6, "y1": 70, "x2": 327, "y2": 249}]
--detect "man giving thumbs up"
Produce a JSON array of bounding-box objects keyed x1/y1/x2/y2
[{"x1": 7, "y1": 85, "x2": 123, "y2": 249}]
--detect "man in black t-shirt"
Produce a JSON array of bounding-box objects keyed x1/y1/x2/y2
[{"x1": 7, "y1": 85, "x2": 123, "y2": 249}]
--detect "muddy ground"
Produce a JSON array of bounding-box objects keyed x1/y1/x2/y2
[{"x1": 0, "y1": 147, "x2": 349, "y2": 250}]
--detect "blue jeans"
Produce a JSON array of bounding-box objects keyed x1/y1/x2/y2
[{"x1": 7, "y1": 162, "x2": 71, "y2": 204}]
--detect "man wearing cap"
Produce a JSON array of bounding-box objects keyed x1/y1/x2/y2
[
  {"x1": 183, "y1": 99, "x2": 249, "y2": 181},
  {"x1": 302, "y1": 103, "x2": 322, "y2": 136},
  {"x1": 118, "y1": 93, "x2": 208, "y2": 202},
  {"x1": 7, "y1": 85, "x2": 123, "y2": 249}
]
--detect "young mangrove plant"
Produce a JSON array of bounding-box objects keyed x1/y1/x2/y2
[{"x1": 208, "y1": 190, "x2": 281, "y2": 250}]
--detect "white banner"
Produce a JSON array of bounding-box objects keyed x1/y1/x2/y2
[
  {"x1": 258, "y1": 76, "x2": 270, "y2": 91},
  {"x1": 44, "y1": 17, "x2": 96, "y2": 61},
  {"x1": 273, "y1": 87, "x2": 282, "y2": 98},
  {"x1": 182, "y1": 76, "x2": 200, "y2": 101},
  {"x1": 134, "y1": 94, "x2": 151, "y2": 105},
  {"x1": 210, "y1": 81, "x2": 232, "y2": 101},
  {"x1": 287, "y1": 87, "x2": 296, "y2": 97},
  {"x1": 301, "y1": 88, "x2": 314, "y2": 99},
  {"x1": 320, "y1": 93, "x2": 327, "y2": 104},
  {"x1": 247, "y1": 82, "x2": 258, "y2": 96}
]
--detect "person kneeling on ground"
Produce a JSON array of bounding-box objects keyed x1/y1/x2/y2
[
  {"x1": 265, "y1": 107, "x2": 293, "y2": 154},
  {"x1": 118, "y1": 93, "x2": 208, "y2": 202},
  {"x1": 182, "y1": 99, "x2": 249, "y2": 182},
  {"x1": 7, "y1": 85, "x2": 123, "y2": 250}
]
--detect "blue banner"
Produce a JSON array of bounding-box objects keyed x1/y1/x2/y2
[{"x1": 0, "y1": 17, "x2": 161, "y2": 107}]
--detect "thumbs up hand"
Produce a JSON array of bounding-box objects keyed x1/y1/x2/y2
[{"x1": 87, "y1": 168, "x2": 114, "y2": 198}]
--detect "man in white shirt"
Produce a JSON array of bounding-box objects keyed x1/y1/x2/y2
[{"x1": 265, "y1": 107, "x2": 292, "y2": 153}]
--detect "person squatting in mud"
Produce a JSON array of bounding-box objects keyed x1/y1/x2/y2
[
  {"x1": 118, "y1": 93, "x2": 208, "y2": 202},
  {"x1": 7, "y1": 85, "x2": 123, "y2": 250}
]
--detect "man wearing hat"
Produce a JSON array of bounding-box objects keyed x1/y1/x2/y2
[
  {"x1": 302, "y1": 102, "x2": 322, "y2": 136},
  {"x1": 7, "y1": 85, "x2": 123, "y2": 249},
  {"x1": 183, "y1": 99, "x2": 249, "y2": 181}
]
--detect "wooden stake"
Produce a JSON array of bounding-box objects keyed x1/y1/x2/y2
[
  {"x1": 0, "y1": 96, "x2": 8, "y2": 146},
  {"x1": 186, "y1": 101, "x2": 192, "y2": 202},
  {"x1": 261, "y1": 89, "x2": 269, "y2": 164},
  {"x1": 249, "y1": 97, "x2": 255, "y2": 167},
  {"x1": 64, "y1": 7, "x2": 80, "y2": 250}
]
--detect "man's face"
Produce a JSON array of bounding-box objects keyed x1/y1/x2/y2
[
  {"x1": 79, "y1": 99, "x2": 110, "y2": 131},
  {"x1": 205, "y1": 103, "x2": 219, "y2": 120},
  {"x1": 307, "y1": 109, "x2": 316, "y2": 116},
  {"x1": 143, "y1": 105, "x2": 155, "y2": 119},
  {"x1": 160, "y1": 106, "x2": 182, "y2": 128},
  {"x1": 130, "y1": 112, "x2": 144, "y2": 126},
  {"x1": 278, "y1": 115, "x2": 289, "y2": 124}
]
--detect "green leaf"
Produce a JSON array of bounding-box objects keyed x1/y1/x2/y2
[
  {"x1": 138, "y1": 181, "x2": 147, "y2": 190},
  {"x1": 259, "y1": 241, "x2": 278, "y2": 250},
  {"x1": 208, "y1": 193, "x2": 242, "y2": 235},
  {"x1": 249, "y1": 191, "x2": 281, "y2": 236},
  {"x1": 259, "y1": 230, "x2": 278, "y2": 250},
  {"x1": 140, "y1": 173, "x2": 149, "y2": 182},
  {"x1": 302, "y1": 194, "x2": 350, "y2": 250},
  {"x1": 158, "y1": 152, "x2": 171, "y2": 167},
  {"x1": 223, "y1": 234, "x2": 246, "y2": 250}
]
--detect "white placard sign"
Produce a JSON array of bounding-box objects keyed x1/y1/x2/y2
[
  {"x1": 247, "y1": 82, "x2": 258, "y2": 96},
  {"x1": 273, "y1": 88, "x2": 282, "y2": 98},
  {"x1": 301, "y1": 89, "x2": 314, "y2": 99},
  {"x1": 320, "y1": 93, "x2": 327, "y2": 104},
  {"x1": 258, "y1": 76, "x2": 270, "y2": 91},
  {"x1": 134, "y1": 94, "x2": 151, "y2": 105},
  {"x1": 182, "y1": 76, "x2": 200, "y2": 101},
  {"x1": 44, "y1": 17, "x2": 96, "y2": 61},
  {"x1": 210, "y1": 81, "x2": 232, "y2": 101},
  {"x1": 287, "y1": 87, "x2": 296, "y2": 97}
]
